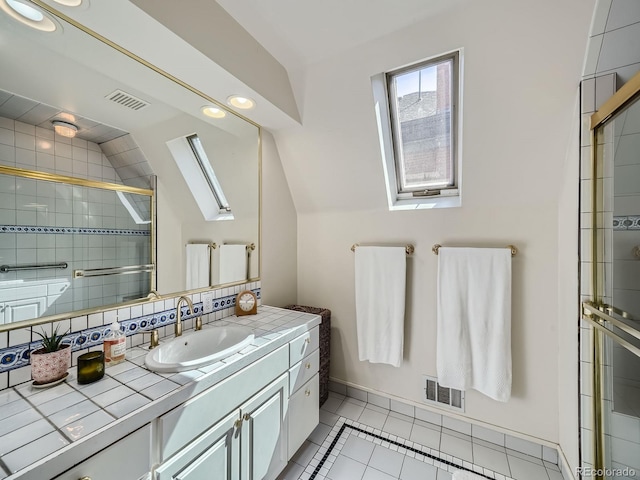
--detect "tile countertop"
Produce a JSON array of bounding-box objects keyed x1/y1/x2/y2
[{"x1": 0, "y1": 306, "x2": 321, "y2": 480}]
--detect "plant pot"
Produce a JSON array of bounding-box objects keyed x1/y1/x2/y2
[{"x1": 30, "y1": 344, "x2": 71, "y2": 384}]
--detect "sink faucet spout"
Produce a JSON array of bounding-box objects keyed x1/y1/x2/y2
[{"x1": 175, "y1": 295, "x2": 194, "y2": 337}]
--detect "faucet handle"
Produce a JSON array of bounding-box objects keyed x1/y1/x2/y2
[
  {"x1": 135, "y1": 329, "x2": 160, "y2": 349},
  {"x1": 195, "y1": 316, "x2": 203, "y2": 331}
]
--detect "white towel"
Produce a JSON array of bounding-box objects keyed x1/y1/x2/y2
[
  {"x1": 436, "y1": 247, "x2": 512, "y2": 402},
  {"x1": 219, "y1": 244, "x2": 248, "y2": 284},
  {"x1": 185, "y1": 244, "x2": 210, "y2": 290},
  {"x1": 355, "y1": 246, "x2": 406, "y2": 367},
  {"x1": 452, "y1": 470, "x2": 486, "y2": 480}
]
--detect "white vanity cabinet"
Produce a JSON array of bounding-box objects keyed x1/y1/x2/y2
[{"x1": 54, "y1": 425, "x2": 151, "y2": 480}]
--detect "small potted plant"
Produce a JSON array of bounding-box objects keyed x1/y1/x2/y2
[{"x1": 31, "y1": 326, "x2": 71, "y2": 385}]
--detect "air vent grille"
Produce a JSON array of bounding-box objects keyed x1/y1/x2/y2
[
  {"x1": 422, "y1": 375, "x2": 465, "y2": 411},
  {"x1": 105, "y1": 90, "x2": 149, "y2": 111}
]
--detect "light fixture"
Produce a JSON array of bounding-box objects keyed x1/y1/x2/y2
[
  {"x1": 227, "y1": 95, "x2": 255, "y2": 110},
  {"x1": 201, "y1": 105, "x2": 226, "y2": 119},
  {"x1": 1, "y1": 0, "x2": 57, "y2": 31},
  {"x1": 52, "y1": 120, "x2": 78, "y2": 138},
  {"x1": 51, "y1": 0, "x2": 83, "y2": 6}
]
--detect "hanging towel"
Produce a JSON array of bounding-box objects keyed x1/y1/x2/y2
[
  {"x1": 452, "y1": 470, "x2": 486, "y2": 480},
  {"x1": 355, "y1": 246, "x2": 406, "y2": 367},
  {"x1": 436, "y1": 247, "x2": 512, "y2": 402},
  {"x1": 185, "y1": 244, "x2": 210, "y2": 290},
  {"x1": 219, "y1": 244, "x2": 248, "y2": 284}
]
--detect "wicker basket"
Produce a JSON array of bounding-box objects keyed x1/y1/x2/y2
[{"x1": 285, "y1": 305, "x2": 331, "y2": 406}]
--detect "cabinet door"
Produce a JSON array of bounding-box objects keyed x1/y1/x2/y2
[
  {"x1": 55, "y1": 425, "x2": 151, "y2": 480},
  {"x1": 156, "y1": 411, "x2": 240, "y2": 480},
  {"x1": 240, "y1": 373, "x2": 288, "y2": 480},
  {"x1": 288, "y1": 374, "x2": 319, "y2": 459}
]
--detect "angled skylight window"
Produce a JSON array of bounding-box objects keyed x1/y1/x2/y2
[{"x1": 166, "y1": 134, "x2": 233, "y2": 221}]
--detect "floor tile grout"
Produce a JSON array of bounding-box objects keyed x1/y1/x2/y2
[{"x1": 287, "y1": 395, "x2": 565, "y2": 480}]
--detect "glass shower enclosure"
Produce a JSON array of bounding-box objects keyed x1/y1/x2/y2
[
  {"x1": 582, "y1": 71, "x2": 640, "y2": 479},
  {"x1": 0, "y1": 166, "x2": 154, "y2": 324}
]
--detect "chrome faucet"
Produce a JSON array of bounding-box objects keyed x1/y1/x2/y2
[{"x1": 175, "y1": 296, "x2": 193, "y2": 337}]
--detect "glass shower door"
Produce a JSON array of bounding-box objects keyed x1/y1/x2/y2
[{"x1": 583, "y1": 72, "x2": 640, "y2": 479}]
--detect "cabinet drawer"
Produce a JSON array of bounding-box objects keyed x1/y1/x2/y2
[
  {"x1": 289, "y1": 349, "x2": 319, "y2": 395},
  {"x1": 287, "y1": 374, "x2": 319, "y2": 460},
  {"x1": 159, "y1": 344, "x2": 288, "y2": 460},
  {"x1": 289, "y1": 326, "x2": 319, "y2": 367},
  {"x1": 55, "y1": 425, "x2": 151, "y2": 480}
]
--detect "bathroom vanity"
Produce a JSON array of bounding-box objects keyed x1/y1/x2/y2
[{"x1": 0, "y1": 306, "x2": 320, "y2": 480}]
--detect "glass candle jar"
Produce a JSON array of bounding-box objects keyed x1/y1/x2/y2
[{"x1": 77, "y1": 351, "x2": 105, "y2": 384}]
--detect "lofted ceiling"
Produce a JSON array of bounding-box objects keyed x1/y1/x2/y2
[{"x1": 216, "y1": 0, "x2": 471, "y2": 72}]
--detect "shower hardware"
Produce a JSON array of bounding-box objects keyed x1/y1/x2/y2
[
  {"x1": 0, "y1": 262, "x2": 68, "y2": 273},
  {"x1": 73, "y1": 264, "x2": 155, "y2": 278}
]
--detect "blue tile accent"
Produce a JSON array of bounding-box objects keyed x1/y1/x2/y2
[
  {"x1": 613, "y1": 215, "x2": 640, "y2": 230},
  {"x1": 0, "y1": 225, "x2": 150, "y2": 236},
  {"x1": 0, "y1": 288, "x2": 260, "y2": 374}
]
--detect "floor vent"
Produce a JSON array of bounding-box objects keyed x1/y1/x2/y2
[
  {"x1": 422, "y1": 375, "x2": 465, "y2": 412},
  {"x1": 105, "y1": 90, "x2": 149, "y2": 111}
]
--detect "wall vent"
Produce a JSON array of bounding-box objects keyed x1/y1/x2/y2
[
  {"x1": 422, "y1": 375, "x2": 465, "y2": 412},
  {"x1": 105, "y1": 90, "x2": 149, "y2": 111}
]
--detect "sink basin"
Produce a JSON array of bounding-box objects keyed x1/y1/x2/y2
[{"x1": 144, "y1": 326, "x2": 255, "y2": 373}]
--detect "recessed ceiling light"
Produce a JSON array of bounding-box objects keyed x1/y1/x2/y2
[
  {"x1": 1, "y1": 0, "x2": 57, "y2": 31},
  {"x1": 201, "y1": 105, "x2": 226, "y2": 119},
  {"x1": 52, "y1": 120, "x2": 78, "y2": 138},
  {"x1": 51, "y1": 0, "x2": 83, "y2": 6},
  {"x1": 227, "y1": 95, "x2": 255, "y2": 110}
]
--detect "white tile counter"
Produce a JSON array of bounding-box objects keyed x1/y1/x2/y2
[{"x1": 0, "y1": 306, "x2": 321, "y2": 480}]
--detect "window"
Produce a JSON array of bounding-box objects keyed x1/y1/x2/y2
[
  {"x1": 166, "y1": 133, "x2": 233, "y2": 221},
  {"x1": 373, "y1": 50, "x2": 462, "y2": 209}
]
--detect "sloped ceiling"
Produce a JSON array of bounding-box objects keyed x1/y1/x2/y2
[{"x1": 216, "y1": 0, "x2": 471, "y2": 72}]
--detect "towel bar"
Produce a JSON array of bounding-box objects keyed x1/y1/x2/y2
[
  {"x1": 432, "y1": 244, "x2": 518, "y2": 256},
  {"x1": 350, "y1": 244, "x2": 414, "y2": 255}
]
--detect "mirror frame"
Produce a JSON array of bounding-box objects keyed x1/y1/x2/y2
[{"x1": 0, "y1": 1, "x2": 262, "y2": 333}]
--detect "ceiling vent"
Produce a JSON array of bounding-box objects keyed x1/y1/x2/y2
[{"x1": 105, "y1": 90, "x2": 149, "y2": 111}]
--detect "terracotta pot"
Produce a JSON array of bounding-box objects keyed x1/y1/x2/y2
[{"x1": 30, "y1": 344, "x2": 71, "y2": 384}]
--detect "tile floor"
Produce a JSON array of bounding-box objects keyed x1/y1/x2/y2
[{"x1": 278, "y1": 393, "x2": 564, "y2": 480}]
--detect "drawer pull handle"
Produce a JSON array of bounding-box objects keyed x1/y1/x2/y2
[
  {"x1": 243, "y1": 413, "x2": 251, "y2": 421},
  {"x1": 234, "y1": 418, "x2": 243, "y2": 428},
  {"x1": 305, "y1": 362, "x2": 311, "y2": 369},
  {"x1": 79, "y1": 477, "x2": 92, "y2": 480},
  {"x1": 305, "y1": 337, "x2": 311, "y2": 344},
  {"x1": 305, "y1": 389, "x2": 311, "y2": 397}
]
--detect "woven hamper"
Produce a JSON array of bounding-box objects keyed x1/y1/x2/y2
[{"x1": 285, "y1": 305, "x2": 331, "y2": 406}]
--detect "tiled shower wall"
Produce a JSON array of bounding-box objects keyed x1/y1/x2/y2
[
  {"x1": 580, "y1": 0, "x2": 640, "y2": 476},
  {"x1": 0, "y1": 116, "x2": 152, "y2": 318},
  {"x1": 0, "y1": 281, "x2": 261, "y2": 390}
]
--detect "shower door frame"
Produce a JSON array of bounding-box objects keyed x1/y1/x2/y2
[{"x1": 582, "y1": 69, "x2": 640, "y2": 480}]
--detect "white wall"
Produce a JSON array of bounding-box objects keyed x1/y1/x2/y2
[
  {"x1": 274, "y1": 0, "x2": 593, "y2": 443},
  {"x1": 260, "y1": 131, "x2": 298, "y2": 307}
]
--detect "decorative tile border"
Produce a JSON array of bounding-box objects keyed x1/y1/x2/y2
[
  {"x1": 305, "y1": 417, "x2": 508, "y2": 480},
  {"x1": 0, "y1": 288, "x2": 260, "y2": 374},
  {"x1": 0, "y1": 225, "x2": 150, "y2": 236},
  {"x1": 613, "y1": 216, "x2": 640, "y2": 230}
]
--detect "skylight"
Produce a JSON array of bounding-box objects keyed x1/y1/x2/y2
[{"x1": 166, "y1": 134, "x2": 233, "y2": 222}]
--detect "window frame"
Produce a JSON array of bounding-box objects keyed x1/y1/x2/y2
[
  {"x1": 373, "y1": 49, "x2": 463, "y2": 210},
  {"x1": 166, "y1": 133, "x2": 234, "y2": 222}
]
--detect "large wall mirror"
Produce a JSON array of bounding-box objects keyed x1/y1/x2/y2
[{"x1": 0, "y1": 0, "x2": 260, "y2": 329}]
